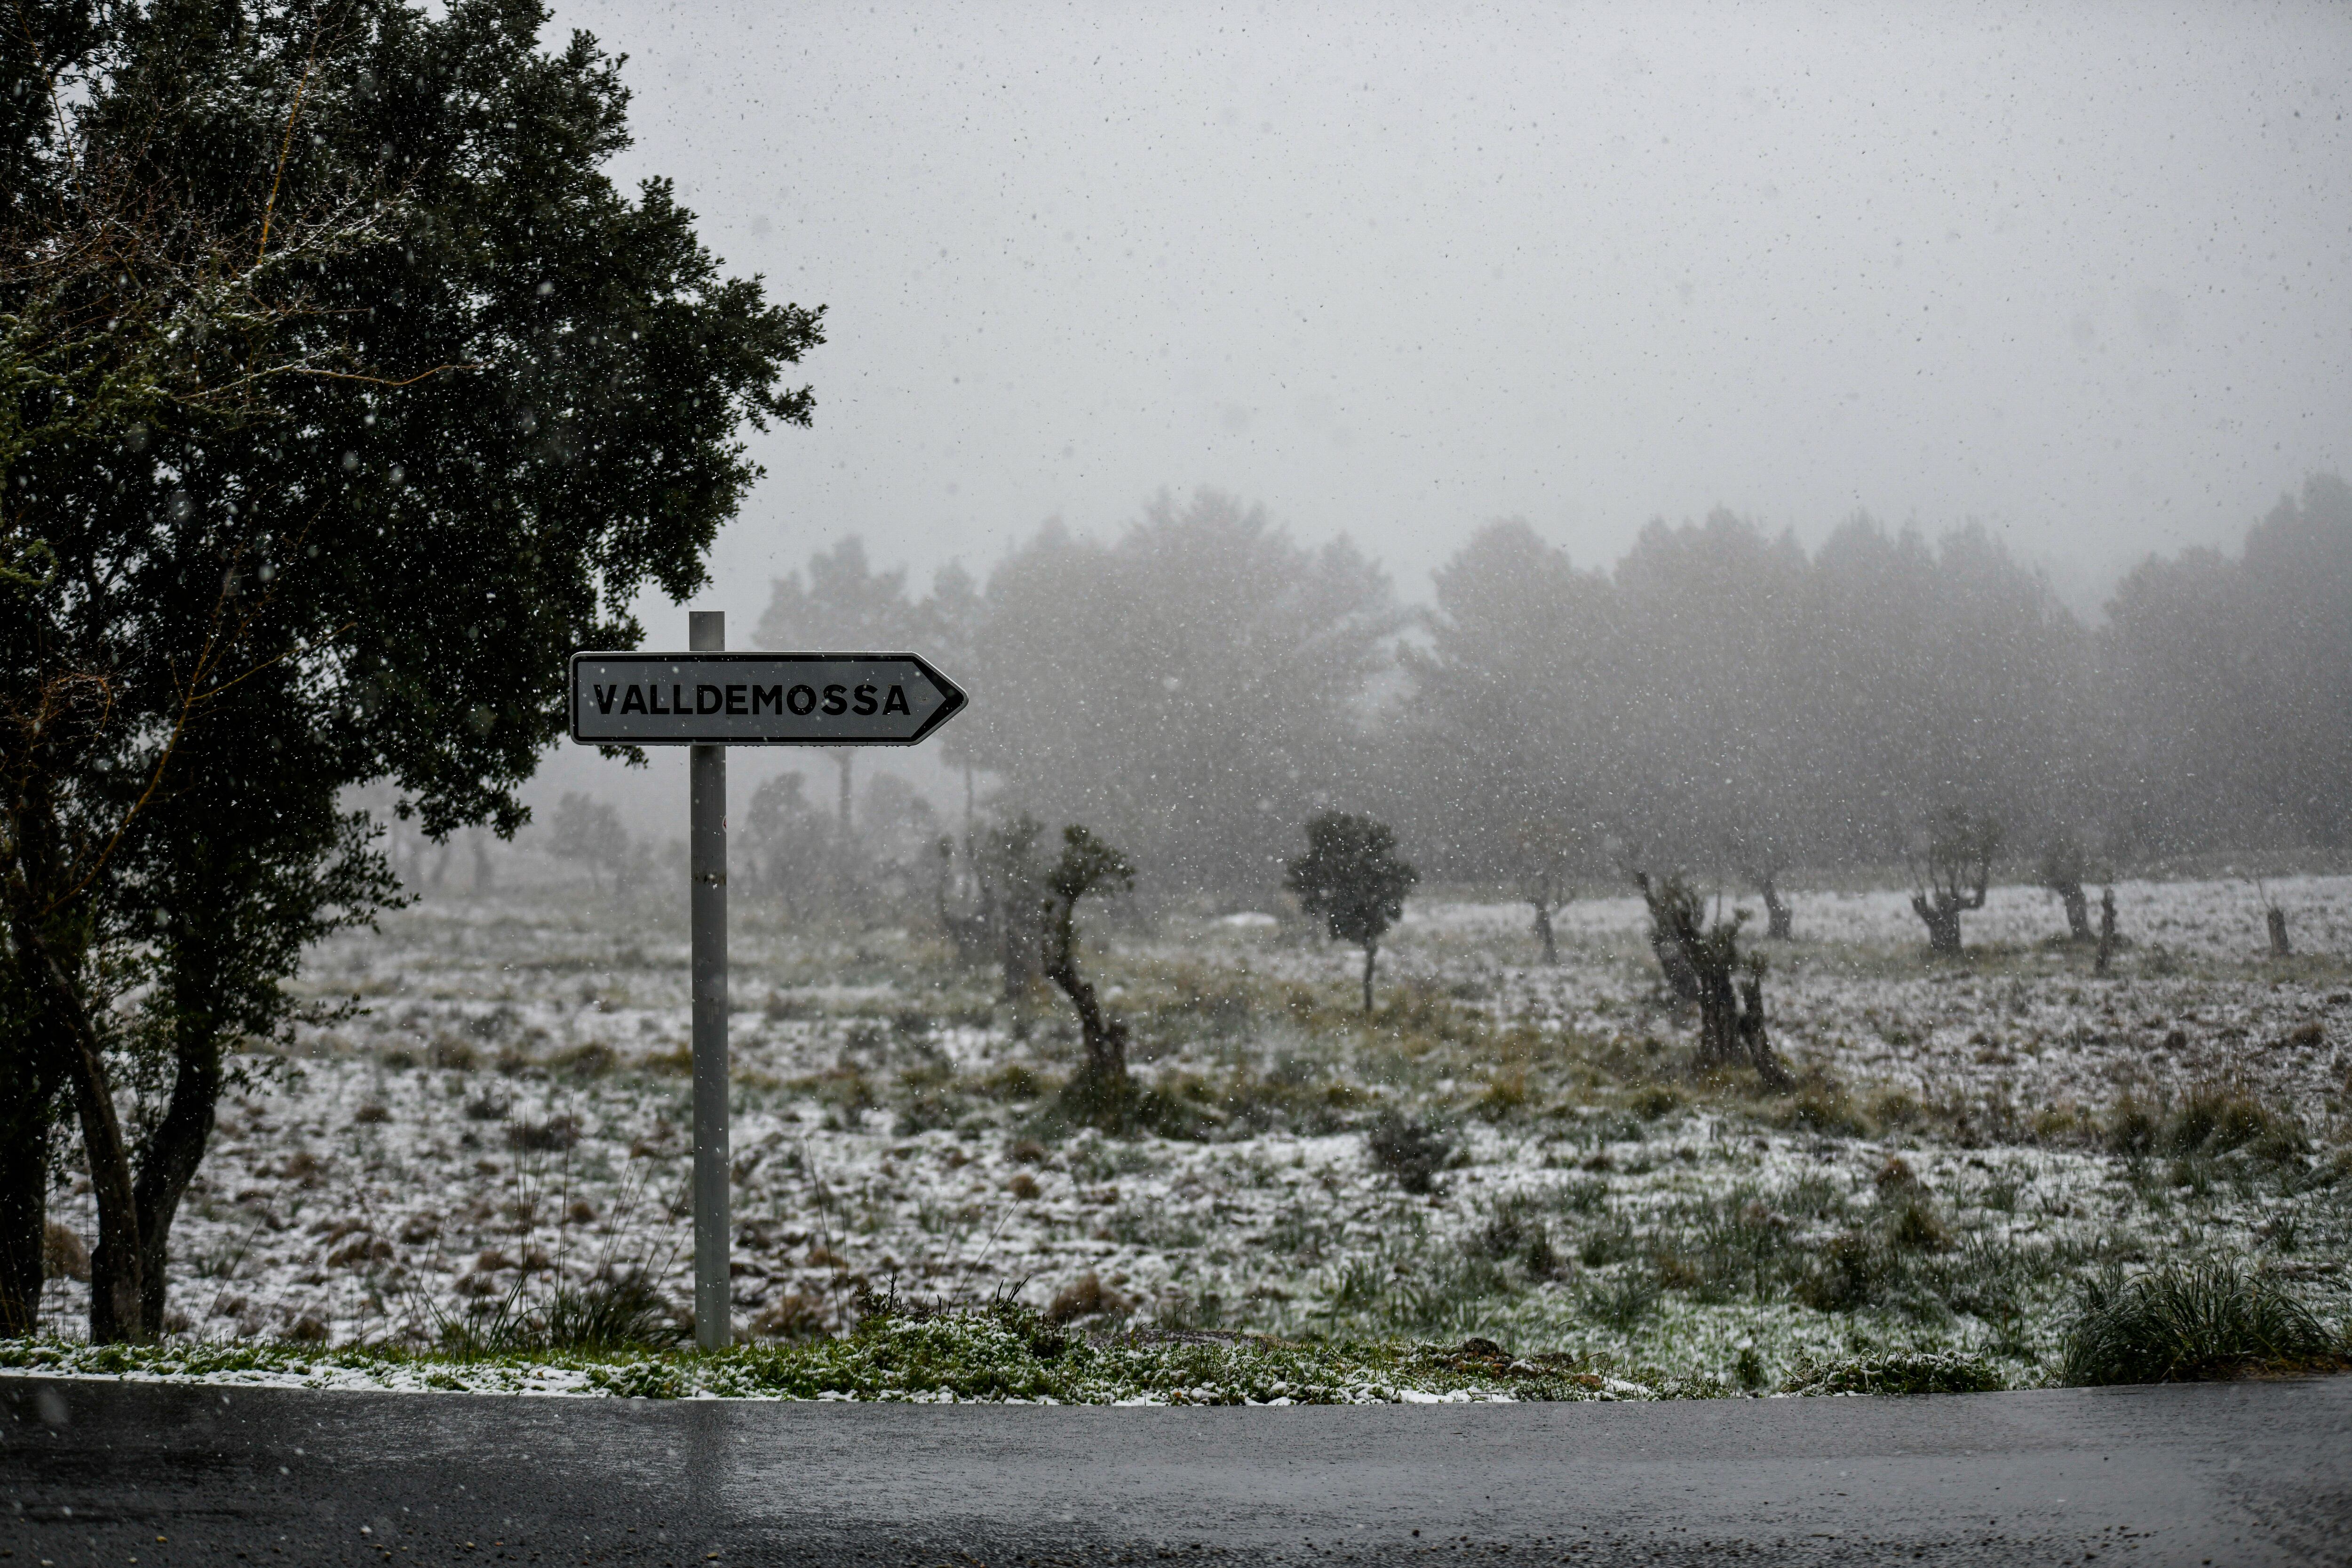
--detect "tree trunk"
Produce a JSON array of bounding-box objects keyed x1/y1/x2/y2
[
  {"x1": 1756, "y1": 876, "x2": 1793, "y2": 941},
  {"x1": 1041, "y1": 895, "x2": 1128, "y2": 1107},
  {"x1": 1361, "y1": 940, "x2": 1379, "y2": 1013},
  {"x1": 1531, "y1": 903, "x2": 1558, "y2": 966},
  {"x1": 1693, "y1": 964, "x2": 1740, "y2": 1070},
  {"x1": 37, "y1": 942, "x2": 145, "y2": 1342},
  {"x1": 2267, "y1": 905, "x2": 2291, "y2": 957},
  {"x1": 1650, "y1": 924, "x2": 1701, "y2": 1001},
  {"x1": 131, "y1": 1028, "x2": 222, "y2": 1334},
  {"x1": 1912, "y1": 893, "x2": 1963, "y2": 956},
  {"x1": 0, "y1": 1062, "x2": 56, "y2": 1337},
  {"x1": 1733, "y1": 966, "x2": 1790, "y2": 1088},
  {"x1": 2056, "y1": 880, "x2": 2091, "y2": 942},
  {"x1": 2093, "y1": 886, "x2": 2118, "y2": 977}
]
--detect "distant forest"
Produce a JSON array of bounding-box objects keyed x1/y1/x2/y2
[{"x1": 751, "y1": 473, "x2": 2352, "y2": 897}]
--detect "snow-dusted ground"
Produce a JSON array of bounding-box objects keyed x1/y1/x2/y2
[{"x1": 32, "y1": 866, "x2": 2352, "y2": 1390}]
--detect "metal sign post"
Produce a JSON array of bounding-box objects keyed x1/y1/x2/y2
[
  {"x1": 570, "y1": 625, "x2": 966, "y2": 1350},
  {"x1": 686, "y1": 611, "x2": 729, "y2": 1350}
]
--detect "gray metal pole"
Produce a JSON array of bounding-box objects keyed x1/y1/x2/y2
[{"x1": 688, "y1": 609, "x2": 730, "y2": 1350}]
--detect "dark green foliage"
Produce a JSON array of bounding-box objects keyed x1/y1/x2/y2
[
  {"x1": 1286, "y1": 812, "x2": 1417, "y2": 1011},
  {"x1": 1364, "y1": 1110, "x2": 1451, "y2": 1194},
  {"x1": 2059, "y1": 1259, "x2": 2346, "y2": 1385},
  {"x1": 2109, "y1": 474, "x2": 2352, "y2": 851}
]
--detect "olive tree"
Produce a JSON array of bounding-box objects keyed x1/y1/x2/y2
[
  {"x1": 1038, "y1": 825, "x2": 1136, "y2": 1123},
  {"x1": 1635, "y1": 872, "x2": 1788, "y2": 1086},
  {"x1": 1908, "y1": 808, "x2": 2003, "y2": 956}
]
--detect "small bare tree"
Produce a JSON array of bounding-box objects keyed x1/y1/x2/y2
[
  {"x1": 2252, "y1": 876, "x2": 2291, "y2": 957},
  {"x1": 1038, "y1": 825, "x2": 1136, "y2": 1122},
  {"x1": 1509, "y1": 813, "x2": 1589, "y2": 966},
  {"x1": 2093, "y1": 885, "x2": 2119, "y2": 976},
  {"x1": 1635, "y1": 872, "x2": 1788, "y2": 1086},
  {"x1": 1908, "y1": 808, "x2": 2002, "y2": 956},
  {"x1": 1724, "y1": 822, "x2": 1796, "y2": 940}
]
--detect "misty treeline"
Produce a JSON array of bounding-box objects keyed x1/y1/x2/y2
[{"x1": 757, "y1": 475, "x2": 2351, "y2": 906}]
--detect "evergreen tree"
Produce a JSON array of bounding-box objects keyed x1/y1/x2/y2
[
  {"x1": 1285, "y1": 812, "x2": 1417, "y2": 1012},
  {"x1": 0, "y1": 0, "x2": 823, "y2": 1338}
]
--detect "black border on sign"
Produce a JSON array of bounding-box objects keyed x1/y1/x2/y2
[{"x1": 566, "y1": 650, "x2": 969, "y2": 746}]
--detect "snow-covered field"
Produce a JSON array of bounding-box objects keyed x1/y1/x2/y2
[{"x1": 32, "y1": 866, "x2": 2352, "y2": 1392}]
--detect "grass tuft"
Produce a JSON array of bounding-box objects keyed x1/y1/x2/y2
[
  {"x1": 1365, "y1": 1111, "x2": 1453, "y2": 1194},
  {"x1": 2058, "y1": 1258, "x2": 2347, "y2": 1385}
]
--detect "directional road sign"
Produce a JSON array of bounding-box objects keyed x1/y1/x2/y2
[
  {"x1": 566, "y1": 628, "x2": 969, "y2": 1350},
  {"x1": 568, "y1": 650, "x2": 965, "y2": 746}
]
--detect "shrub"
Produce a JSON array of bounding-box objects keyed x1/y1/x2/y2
[
  {"x1": 2105, "y1": 1097, "x2": 2160, "y2": 1158},
  {"x1": 1630, "y1": 1084, "x2": 1682, "y2": 1120},
  {"x1": 1883, "y1": 1193, "x2": 1952, "y2": 1254},
  {"x1": 1794, "y1": 1231, "x2": 1889, "y2": 1313},
  {"x1": 2059, "y1": 1258, "x2": 2346, "y2": 1385},
  {"x1": 1467, "y1": 1194, "x2": 1556, "y2": 1274},
  {"x1": 549, "y1": 1042, "x2": 619, "y2": 1078},
  {"x1": 1365, "y1": 1111, "x2": 1452, "y2": 1194},
  {"x1": 1781, "y1": 1350, "x2": 2003, "y2": 1396}
]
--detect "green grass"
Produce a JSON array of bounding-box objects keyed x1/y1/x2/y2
[{"x1": 1780, "y1": 1350, "x2": 2005, "y2": 1396}]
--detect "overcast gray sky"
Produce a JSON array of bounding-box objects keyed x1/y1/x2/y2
[{"x1": 541, "y1": 0, "x2": 2350, "y2": 632}]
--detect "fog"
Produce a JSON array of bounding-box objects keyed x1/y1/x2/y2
[{"x1": 524, "y1": 0, "x2": 2352, "y2": 849}]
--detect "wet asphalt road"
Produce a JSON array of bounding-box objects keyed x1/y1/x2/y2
[{"x1": 2, "y1": 1375, "x2": 2348, "y2": 1568}]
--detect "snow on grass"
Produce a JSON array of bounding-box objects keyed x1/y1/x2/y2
[{"x1": 20, "y1": 858, "x2": 2351, "y2": 1399}]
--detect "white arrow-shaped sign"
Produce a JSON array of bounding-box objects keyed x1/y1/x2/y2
[{"x1": 568, "y1": 650, "x2": 967, "y2": 746}]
